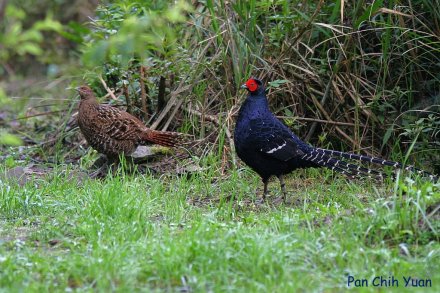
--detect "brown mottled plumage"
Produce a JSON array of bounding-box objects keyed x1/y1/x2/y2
[{"x1": 77, "y1": 85, "x2": 183, "y2": 160}]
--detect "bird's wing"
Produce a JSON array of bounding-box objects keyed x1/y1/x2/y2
[
  {"x1": 247, "y1": 118, "x2": 305, "y2": 161},
  {"x1": 95, "y1": 106, "x2": 144, "y2": 140}
]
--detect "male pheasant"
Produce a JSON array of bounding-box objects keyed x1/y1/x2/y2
[
  {"x1": 234, "y1": 78, "x2": 438, "y2": 202},
  {"x1": 77, "y1": 85, "x2": 183, "y2": 166}
]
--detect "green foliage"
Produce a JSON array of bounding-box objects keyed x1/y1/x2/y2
[
  {"x1": 0, "y1": 4, "x2": 63, "y2": 71},
  {"x1": 0, "y1": 88, "x2": 23, "y2": 146},
  {"x1": 82, "y1": 1, "x2": 191, "y2": 68},
  {"x1": 0, "y1": 131, "x2": 23, "y2": 146},
  {"x1": 400, "y1": 112, "x2": 440, "y2": 172}
]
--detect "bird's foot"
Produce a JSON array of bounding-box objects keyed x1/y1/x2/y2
[
  {"x1": 255, "y1": 197, "x2": 265, "y2": 205},
  {"x1": 89, "y1": 165, "x2": 108, "y2": 179},
  {"x1": 254, "y1": 195, "x2": 268, "y2": 206},
  {"x1": 284, "y1": 197, "x2": 302, "y2": 206},
  {"x1": 91, "y1": 155, "x2": 108, "y2": 169},
  {"x1": 272, "y1": 195, "x2": 286, "y2": 206},
  {"x1": 254, "y1": 193, "x2": 288, "y2": 206}
]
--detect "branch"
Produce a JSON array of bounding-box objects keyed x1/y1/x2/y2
[
  {"x1": 139, "y1": 66, "x2": 148, "y2": 121},
  {"x1": 122, "y1": 84, "x2": 132, "y2": 114},
  {"x1": 183, "y1": 105, "x2": 237, "y2": 166},
  {"x1": 98, "y1": 76, "x2": 118, "y2": 100}
]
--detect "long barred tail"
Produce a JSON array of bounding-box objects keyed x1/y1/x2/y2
[
  {"x1": 301, "y1": 150, "x2": 385, "y2": 180},
  {"x1": 141, "y1": 129, "x2": 185, "y2": 147},
  {"x1": 314, "y1": 148, "x2": 438, "y2": 181}
]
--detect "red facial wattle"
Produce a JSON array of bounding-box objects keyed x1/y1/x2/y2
[{"x1": 246, "y1": 79, "x2": 258, "y2": 92}]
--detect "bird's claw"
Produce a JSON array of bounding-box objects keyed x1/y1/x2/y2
[
  {"x1": 255, "y1": 197, "x2": 266, "y2": 206},
  {"x1": 272, "y1": 196, "x2": 286, "y2": 206}
]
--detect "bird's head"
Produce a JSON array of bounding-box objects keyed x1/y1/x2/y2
[
  {"x1": 76, "y1": 85, "x2": 95, "y2": 100},
  {"x1": 241, "y1": 78, "x2": 264, "y2": 94}
]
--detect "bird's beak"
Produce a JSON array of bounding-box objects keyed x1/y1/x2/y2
[
  {"x1": 240, "y1": 84, "x2": 248, "y2": 89},
  {"x1": 75, "y1": 87, "x2": 80, "y2": 92}
]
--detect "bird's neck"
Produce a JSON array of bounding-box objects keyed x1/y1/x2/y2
[
  {"x1": 240, "y1": 94, "x2": 270, "y2": 118},
  {"x1": 79, "y1": 97, "x2": 99, "y2": 108}
]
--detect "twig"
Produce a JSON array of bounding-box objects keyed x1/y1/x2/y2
[
  {"x1": 184, "y1": 105, "x2": 237, "y2": 166},
  {"x1": 98, "y1": 76, "x2": 118, "y2": 100},
  {"x1": 305, "y1": 43, "x2": 346, "y2": 141},
  {"x1": 150, "y1": 38, "x2": 215, "y2": 130},
  {"x1": 308, "y1": 88, "x2": 373, "y2": 156},
  {"x1": 161, "y1": 98, "x2": 184, "y2": 131},
  {"x1": 225, "y1": 107, "x2": 239, "y2": 167},
  {"x1": 157, "y1": 76, "x2": 166, "y2": 112},
  {"x1": 150, "y1": 82, "x2": 191, "y2": 130},
  {"x1": 276, "y1": 116, "x2": 358, "y2": 127},
  {"x1": 122, "y1": 84, "x2": 132, "y2": 114},
  {"x1": 139, "y1": 66, "x2": 148, "y2": 121},
  {"x1": 342, "y1": 75, "x2": 377, "y2": 121},
  {"x1": 263, "y1": 0, "x2": 325, "y2": 81},
  {"x1": 1, "y1": 61, "x2": 14, "y2": 76},
  {"x1": 16, "y1": 110, "x2": 67, "y2": 120},
  {"x1": 0, "y1": 0, "x2": 7, "y2": 20}
]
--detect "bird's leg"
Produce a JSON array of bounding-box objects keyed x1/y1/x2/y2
[
  {"x1": 119, "y1": 155, "x2": 136, "y2": 174},
  {"x1": 125, "y1": 156, "x2": 137, "y2": 174},
  {"x1": 255, "y1": 179, "x2": 269, "y2": 205},
  {"x1": 262, "y1": 178, "x2": 269, "y2": 201},
  {"x1": 89, "y1": 156, "x2": 110, "y2": 179},
  {"x1": 89, "y1": 163, "x2": 108, "y2": 178},
  {"x1": 107, "y1": 155, "x2": 121, "y2": 176},
  {"x1": 277, "y1": 174, "x2": 287, "y2": 203},
  {"x1": 91, "y1": 155, "x2": 108, "y2": 169}
]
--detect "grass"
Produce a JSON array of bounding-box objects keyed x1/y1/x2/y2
[{"x1": 0, "y1": 161, "x2": 438, "y2": 292}]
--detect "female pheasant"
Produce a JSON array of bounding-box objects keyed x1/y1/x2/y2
[{"x1": 77, "y1": 85, "x2": 183, "y2": 165}]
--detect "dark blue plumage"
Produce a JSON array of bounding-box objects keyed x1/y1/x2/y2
[{"x1": 234, "y1": 78, "x2": 438, "y2": 201}]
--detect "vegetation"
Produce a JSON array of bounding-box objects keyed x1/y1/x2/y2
[
  {"x1": 0, "y1": 0, "x2": 439, "y2": 291},
  {"x1": 1, "y1": 167, "x2": 439, "y2": 291}
]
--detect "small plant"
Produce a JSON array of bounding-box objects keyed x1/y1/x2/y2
[
  {"x1": 400, "y1": 112, "x2": 440, "y2": 173},
  {"x1": 363, "y1": 176, "x2": 439, "y2": 245}
]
